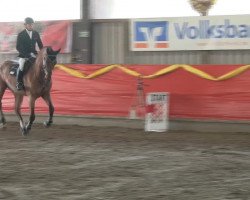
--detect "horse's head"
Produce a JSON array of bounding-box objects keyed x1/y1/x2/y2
[
  {"x1": 46, "y1": 46, "x2": 61, "y2": 65},
  {"x1": 40, "y1": 46, "x2": 61, "y2": 80}
]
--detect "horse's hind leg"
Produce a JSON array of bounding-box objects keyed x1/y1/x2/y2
[
  {"x1": 42, "y1": 93, "x2": 54, "y2": 127},
  {"x1": 0, "y1": 81, "x2": 7, "y2": 128},
  {"x1": 14, "y1": 94, "x2": 27, "y2": 135}
]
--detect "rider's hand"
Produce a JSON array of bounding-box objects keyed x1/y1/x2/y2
[{"x1": 30, "y1": 53, "x2": 36, "y2": 58}]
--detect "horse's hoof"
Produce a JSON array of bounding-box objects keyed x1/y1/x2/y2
[
  {"x1": 21, "y1": 127, "x2": 28, "y2": 136},
  {"x1": 26, "y1": 124, "x2": 32, "y2": 131},
  {"x1": 0, "y1": 119, "x2": 6, "y2": 128},
  {"x1": 0, "y1": 122, "x2": 6, "y2": 129},
  {"x1": 43, "y1": 121, "x2": 52, "y2": 127}
]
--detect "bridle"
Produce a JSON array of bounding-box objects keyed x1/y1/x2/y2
[{"x1": 42, "y1": 53, "x2": 57, "y2": 82}]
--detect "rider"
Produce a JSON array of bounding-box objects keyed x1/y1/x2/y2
[{"x1": 16, "y1": 17, "x2": 43, "y2": 90}]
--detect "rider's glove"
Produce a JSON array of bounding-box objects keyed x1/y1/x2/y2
[{"x1": 30, "y1": 53, "x2": 36, "y2": 58}]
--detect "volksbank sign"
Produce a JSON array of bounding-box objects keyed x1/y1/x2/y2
[
  {"x1": 131, "y1": 15, "x2": 250, "y2": 51},
  {"x1": 175, "y1": 19, "x2": 250, "y2": 39}
]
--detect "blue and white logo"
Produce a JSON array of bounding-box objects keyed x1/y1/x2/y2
[{"x1": 133, "y1": 21, "x2": 169, "y2": 49}]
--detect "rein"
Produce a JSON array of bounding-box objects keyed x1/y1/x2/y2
[{"x1": 41, "y1": 54, "x2": 56, "y2": 86}]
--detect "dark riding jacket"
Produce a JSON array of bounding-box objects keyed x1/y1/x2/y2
[{"x1": 16, "y1": 29, "x2": 43, "y2": 58}]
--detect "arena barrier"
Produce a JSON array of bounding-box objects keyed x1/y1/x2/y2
[{"x1": 3, "y1": 64, "x2": 250, "y2": 121}]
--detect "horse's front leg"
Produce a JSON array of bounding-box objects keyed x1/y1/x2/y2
[
  {"x1": 14, "y1": 94, "x2": 26, "y2": 135},
  {"x1": 42, "y1": 93, "x2": 54, "y2": 127},
  {"x1": 0, "y1": 83, "x2": 7, "y2": 128},
  {"x1": 26, "y1": 96, "x2": 36, "y2": 132},
  {"x1": 0, "y1": 107, "x2": 6, "y2": 128}
]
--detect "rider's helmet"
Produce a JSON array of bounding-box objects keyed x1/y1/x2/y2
[{"x1": 24, "y1": 17, "x2": 34, "y2": 24}]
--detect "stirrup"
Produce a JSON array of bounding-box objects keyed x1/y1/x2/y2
[{"x1": 16, "y1": 82, "x2": 25, "y2": 90}]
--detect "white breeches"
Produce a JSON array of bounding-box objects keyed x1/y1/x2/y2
[{"x1": 18, "y1": 58, "x2": 26, "y2": 71}]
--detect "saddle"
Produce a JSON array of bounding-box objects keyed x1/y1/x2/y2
[{"x1": 9, "y1": 57, "x2": 36, "y2": 77}]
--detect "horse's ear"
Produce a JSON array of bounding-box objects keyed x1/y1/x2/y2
[
  {"x1": 55, "y1": 48, "x2": 61, "y2": 55},
  {"x1": 46, "y1": 46, "x2": 53, "y2": 54}
]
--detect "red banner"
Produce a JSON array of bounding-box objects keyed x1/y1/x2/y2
[
  {"x1": 2, "y1": 64, "x2": 250, "y2": 121},
  {"x1": 0, "y1": 20, "x2": 72, "y2": 53}
]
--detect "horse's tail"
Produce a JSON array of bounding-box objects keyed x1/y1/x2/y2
[{"x1": 0, "y1": 60, "x2": 15, "y2": 86}]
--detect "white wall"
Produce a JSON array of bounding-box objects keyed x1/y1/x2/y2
[
  {"x1": 0, "y1": 0, "x2": 80, "y2": 22},
  {"x1": 90, "y1": 0, "x2": 250, "y2": 19},
  {"x1": 0, "y1": 0, "x2": 249, "y2": 22}
]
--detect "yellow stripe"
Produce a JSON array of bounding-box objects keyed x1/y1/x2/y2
[{"x1": 55, "y1": 64, "x2": 250, "y2": 81}]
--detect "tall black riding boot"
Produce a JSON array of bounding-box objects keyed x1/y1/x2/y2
[{"x1": 16, "y1": 68, "x2": 25, "y2": 90}]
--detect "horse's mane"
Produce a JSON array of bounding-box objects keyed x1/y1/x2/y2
[
  {"x1": 37, "y1": 46, "x2": 54, "y2": 57},
  {"x1": 37, "y1": 46, "x2": 52, "y2": 57}
]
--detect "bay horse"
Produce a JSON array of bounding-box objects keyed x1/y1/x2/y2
[{"x1": 0, "y1": 46, "x2": 60, "y2": 135}]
